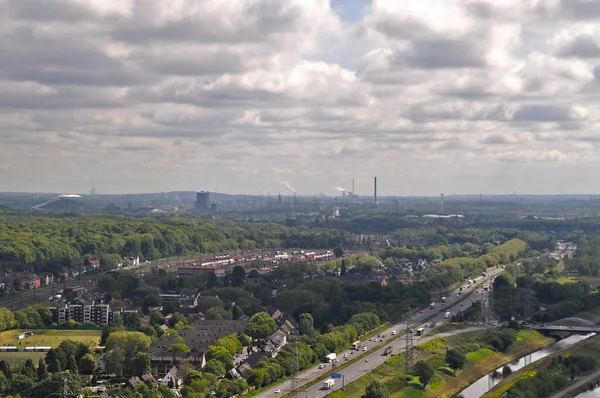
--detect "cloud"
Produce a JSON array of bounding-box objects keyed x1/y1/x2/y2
[{"x1": 1, "y1": 0, "x2": 600, "y2": 194}]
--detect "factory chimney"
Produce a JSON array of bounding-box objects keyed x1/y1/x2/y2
[
  {"x1": 374, "y1": 177, "x2": 377, "y2": 205},
  {"x1": 352, "y1": 178, "x2": 355, "y2": 196}
]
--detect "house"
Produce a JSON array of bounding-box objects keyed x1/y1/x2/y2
[
  {"x1": 280, "y1": 320, "x2": 297, "y2": 335},
  {"x1": 266, "y1": 306, "x2": 282, "y2": 321},
  {"x1": 89, "y1": 260, "x2": 100, "y2": 269},
  {"x1": 150, "y1": 319, "x2": 249, "y2": 374},
  {"x1": 265, "y1": 329, "x2": 287, "y2": 358},
  {"x1": 237, "y1": 363, "x2": 253, "y2": 377},
  {"x1": 228, "y1": 368, "x2": 242, "y2": 379},
  {"x1": 141, "y1": 373, "x2": 158, "y2": 385},
  {"x1": 160, "y1": 366, "x2": 182, "y2": 388},
  {"x1": 19, "y1": 273, "x2": 41, "y2": 289},
  {"x1": 340, "y1": 273, "x2": 389, "y2": 287},
  {"x1": 124, "y1": 256, "x2": 140, "y2": 267},
  {"x1": 129, "y1": 376, "x2": 143, "y2": 389}
]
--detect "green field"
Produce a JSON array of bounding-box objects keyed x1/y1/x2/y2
[
  {"x1": 0, "y1": 329, "x2": 101, "y2": 364},
  {"x1": 328, "y1": 330, "x2": 552, "y2": 398}
]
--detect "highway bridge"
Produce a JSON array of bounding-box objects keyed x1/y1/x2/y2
[{"x1": 530, "y1": 317, "x2": 599, "y2": 334}]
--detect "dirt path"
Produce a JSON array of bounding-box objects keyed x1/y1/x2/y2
[{"x1": 551, "y1": 369, "x2": 600, "y2": 398}]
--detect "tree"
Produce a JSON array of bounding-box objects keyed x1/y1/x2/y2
[
  {"x1": 362, "y1": 380, "x2": 388, "y2": 398},
  {"x1": 104, "y1": 347, "x2": 125, "y2": 377},
  {"x1": 36, "y1": 358, "x2": 48, "y2": 381},
  {"x1": 414, "y1": 360, "x2": 435, "y2": 390},
  {"x1": 446, "y1": 348, "x2": 466, "y2": 375},
  {"x1": 206, "y1": 306, "x2": 233, "y2": 320},
  {"x1": 78, "y1": 354, "x2": 96, "y2": 375},
  {"x1": 245, "y1": 312, "x2": 277, "y2": 340},
  {"x1": 204, "y1": 359, "x2": 226, "y2": 377},
  {"x1": 131, "y1": 352, "x2": 151, "y2": 377},
  {"x1": 22, "y1": 358, "x2": 36, "y2": 378},
  {"x1": 45, "y1": 349, "x2": 62, "y2": 373},
  {"x1": 150, "y1": 311, "x2": 164, "y2": 326},
  {"x1": 66, "y1": 354, "x2": 78, "y2": 374},
  {"x1": 98, "y1": 274, "x2": 119, "y2": 293},
  {"x1": 105, "y1": 331, "x2": 151, "y2": 377},
  {"x1": 207, "y1": 345, "x2": 234, "y2": 370},
  {"x1": 341, "y1": 259, "x2": 348, "y2": 276},
  {"x1": 126, "y1": 311, "x2": 141, "y2": 330},
  {"x1": 299, "y1": 313, "x2": 315, "y2": 337},
  {"x1": 231, "y1": 266, "x2": 246, "y2": 287},
  {"x1": 334, "y1": 247, "x2": 345, "y2": 258},
  {"x1": 168, "y1": 343, "x2": 191, "y2": 358}
]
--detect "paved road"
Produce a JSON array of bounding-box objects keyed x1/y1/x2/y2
[
  {"x1": 551, "y1": 369, "x2": 600, "y2": 398},
  {"x1": 309, "y1": 327, "x2": 485, "y2": 397},
  {"x1": 255, "y1": 267, "x2": 504, "y2": 398}
]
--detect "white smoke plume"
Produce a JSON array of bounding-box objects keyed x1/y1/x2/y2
[
  {"x1": 332, "y1": 186, "x2": 346, "y2": 192},
  {"x1": 281, "y1": 181, "x2": 296, "y2": 193}
]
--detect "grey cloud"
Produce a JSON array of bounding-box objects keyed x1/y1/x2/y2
[
  {"x1": 5, "y1": 0, "x2": 93, "y2": 22},
  {"x1": 0, "y1": 27, "x2": 150, "y2": 87},
  {"x1": 512, "y1": 105, "x2": 583, "y2": 122},
  {"x1": 481, "y1": 134, "x2": 514, "y2": 145},
  {"x1": 112, "y1": 0, "x2": 304, "y2": 45},
  {"x1": 407, "y1": 40, "x2": 486, "y2": 69},
  {"x1": 557, "y1": 36, "x2": 600, "y2": 58},
  {"x1": 561, "y1": 0, "x2": 600, "y2": 19}
]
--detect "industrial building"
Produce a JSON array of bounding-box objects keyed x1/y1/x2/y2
[{"x1": 195, "y1": 191, "x2": 210, "y2": 213}]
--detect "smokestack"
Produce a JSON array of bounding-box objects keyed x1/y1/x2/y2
[
  {"x1": 352, "y1": 178, "x2": 355, "y2": 196},
  {"x1": 374, "y1": 177, "x2": 377, "y2": 205}
]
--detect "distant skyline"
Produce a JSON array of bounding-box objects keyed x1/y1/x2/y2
[{"x1": 1, "y1": 1, "x2": 600, "y2": 196}]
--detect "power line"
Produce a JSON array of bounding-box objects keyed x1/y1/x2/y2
[{"x1": 405, "y1": 306, "x2": 414, "y2": 371}]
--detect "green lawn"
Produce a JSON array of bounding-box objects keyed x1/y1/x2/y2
[
  {"x1": 466, "y1": 348, "x2": 496, "y2": 364},
  {"x1": 0, "y1": 329, "x2": 101, "y2": 364}
]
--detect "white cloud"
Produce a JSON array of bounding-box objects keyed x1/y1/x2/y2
[{"x1": 1, "y1": 0, "x2": 600, "y2": 194}]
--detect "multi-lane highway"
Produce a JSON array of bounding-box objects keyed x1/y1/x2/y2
[{"x1": 255, "y1": 267, "x2": 505, "y2": 398}]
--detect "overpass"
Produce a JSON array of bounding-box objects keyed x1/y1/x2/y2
[{"x1": 530, "y1": 317, "x2": 599, "y2": 334}]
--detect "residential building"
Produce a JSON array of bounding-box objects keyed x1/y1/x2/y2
[
  {"x1": 51, "y1": 303, "x2": 111, "y2": 325},
  {"x1": 150, "y1": 319, "x2": 248, "y2": 374},
  {"x1": 177, "y1": 266, "x2": 229, "y2": 278},
  {"x1": 19, "y1": 273, "x2": 41, "y2": 289}
]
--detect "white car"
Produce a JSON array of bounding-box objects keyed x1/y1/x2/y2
[
  {"x1": 318, "y1": 364, "x2": 325, "y2": 369},
  {"x1": 275, "y1": 389, "x2": 281, "y2": 393},
  {"x1": 362, "y1": 346, "x2": 367, "y2": 351}
]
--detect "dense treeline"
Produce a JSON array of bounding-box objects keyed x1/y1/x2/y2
[
  {"x1": 567, "y1": 235, "x2": 600, "y2": 276},
  {"x1": 507, "y1": 354, "x2": 597, "y2": 398},
  {"x1": 273, "y1": 277, "x2": 429, "y2": 329},
  {"x1": 0, "y1": 213, "x2": 346, "y2": 265},
  {"x1": 492, "y1": 266, "x2": 599, "y2": 321},
  {"x1": 424, "y1": 239, "x2": 528, "y2": 288}
]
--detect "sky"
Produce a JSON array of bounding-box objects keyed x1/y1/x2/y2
[{"x1": 2, "y1": 0, "x2": 600, "y2": 196}]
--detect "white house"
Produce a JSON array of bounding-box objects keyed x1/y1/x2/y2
[{"x1": 160, "y1": 366, "x2": 182, "y2": 389}]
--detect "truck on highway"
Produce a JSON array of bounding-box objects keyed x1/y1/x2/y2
[
  {"x1": 322, "y1": 379, "x2": 335, "y2": 390},
  {"x1": 441, "y1": 297, "x2": 446, "y2": 303},
  {"x1": 445, "y1": 311, "x2": 451, "y2": 319},
  {"x1": 430, "y1": 302, "x2": 436, "y2": 309},
  {"x1": 352, "y1": 341, "x2": 361, "y2": 350},
  {"x1": 415, "y1": 327, "x2": 425, "y2": 336}
]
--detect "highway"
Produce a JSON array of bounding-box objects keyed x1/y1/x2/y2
[{"x1": 255, "y1": 267, "x2": 504, "y2": 398}]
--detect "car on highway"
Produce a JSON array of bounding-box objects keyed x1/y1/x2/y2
[
  {"x1": 275, "y1": 389, "x2": 281, "y2": 393},
  {"x1": 362, "y1": 346, "x2": 367, "y2": 351},
  {"x1": 318, "y1": 364, "x2": 325, "y2": 369}
]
